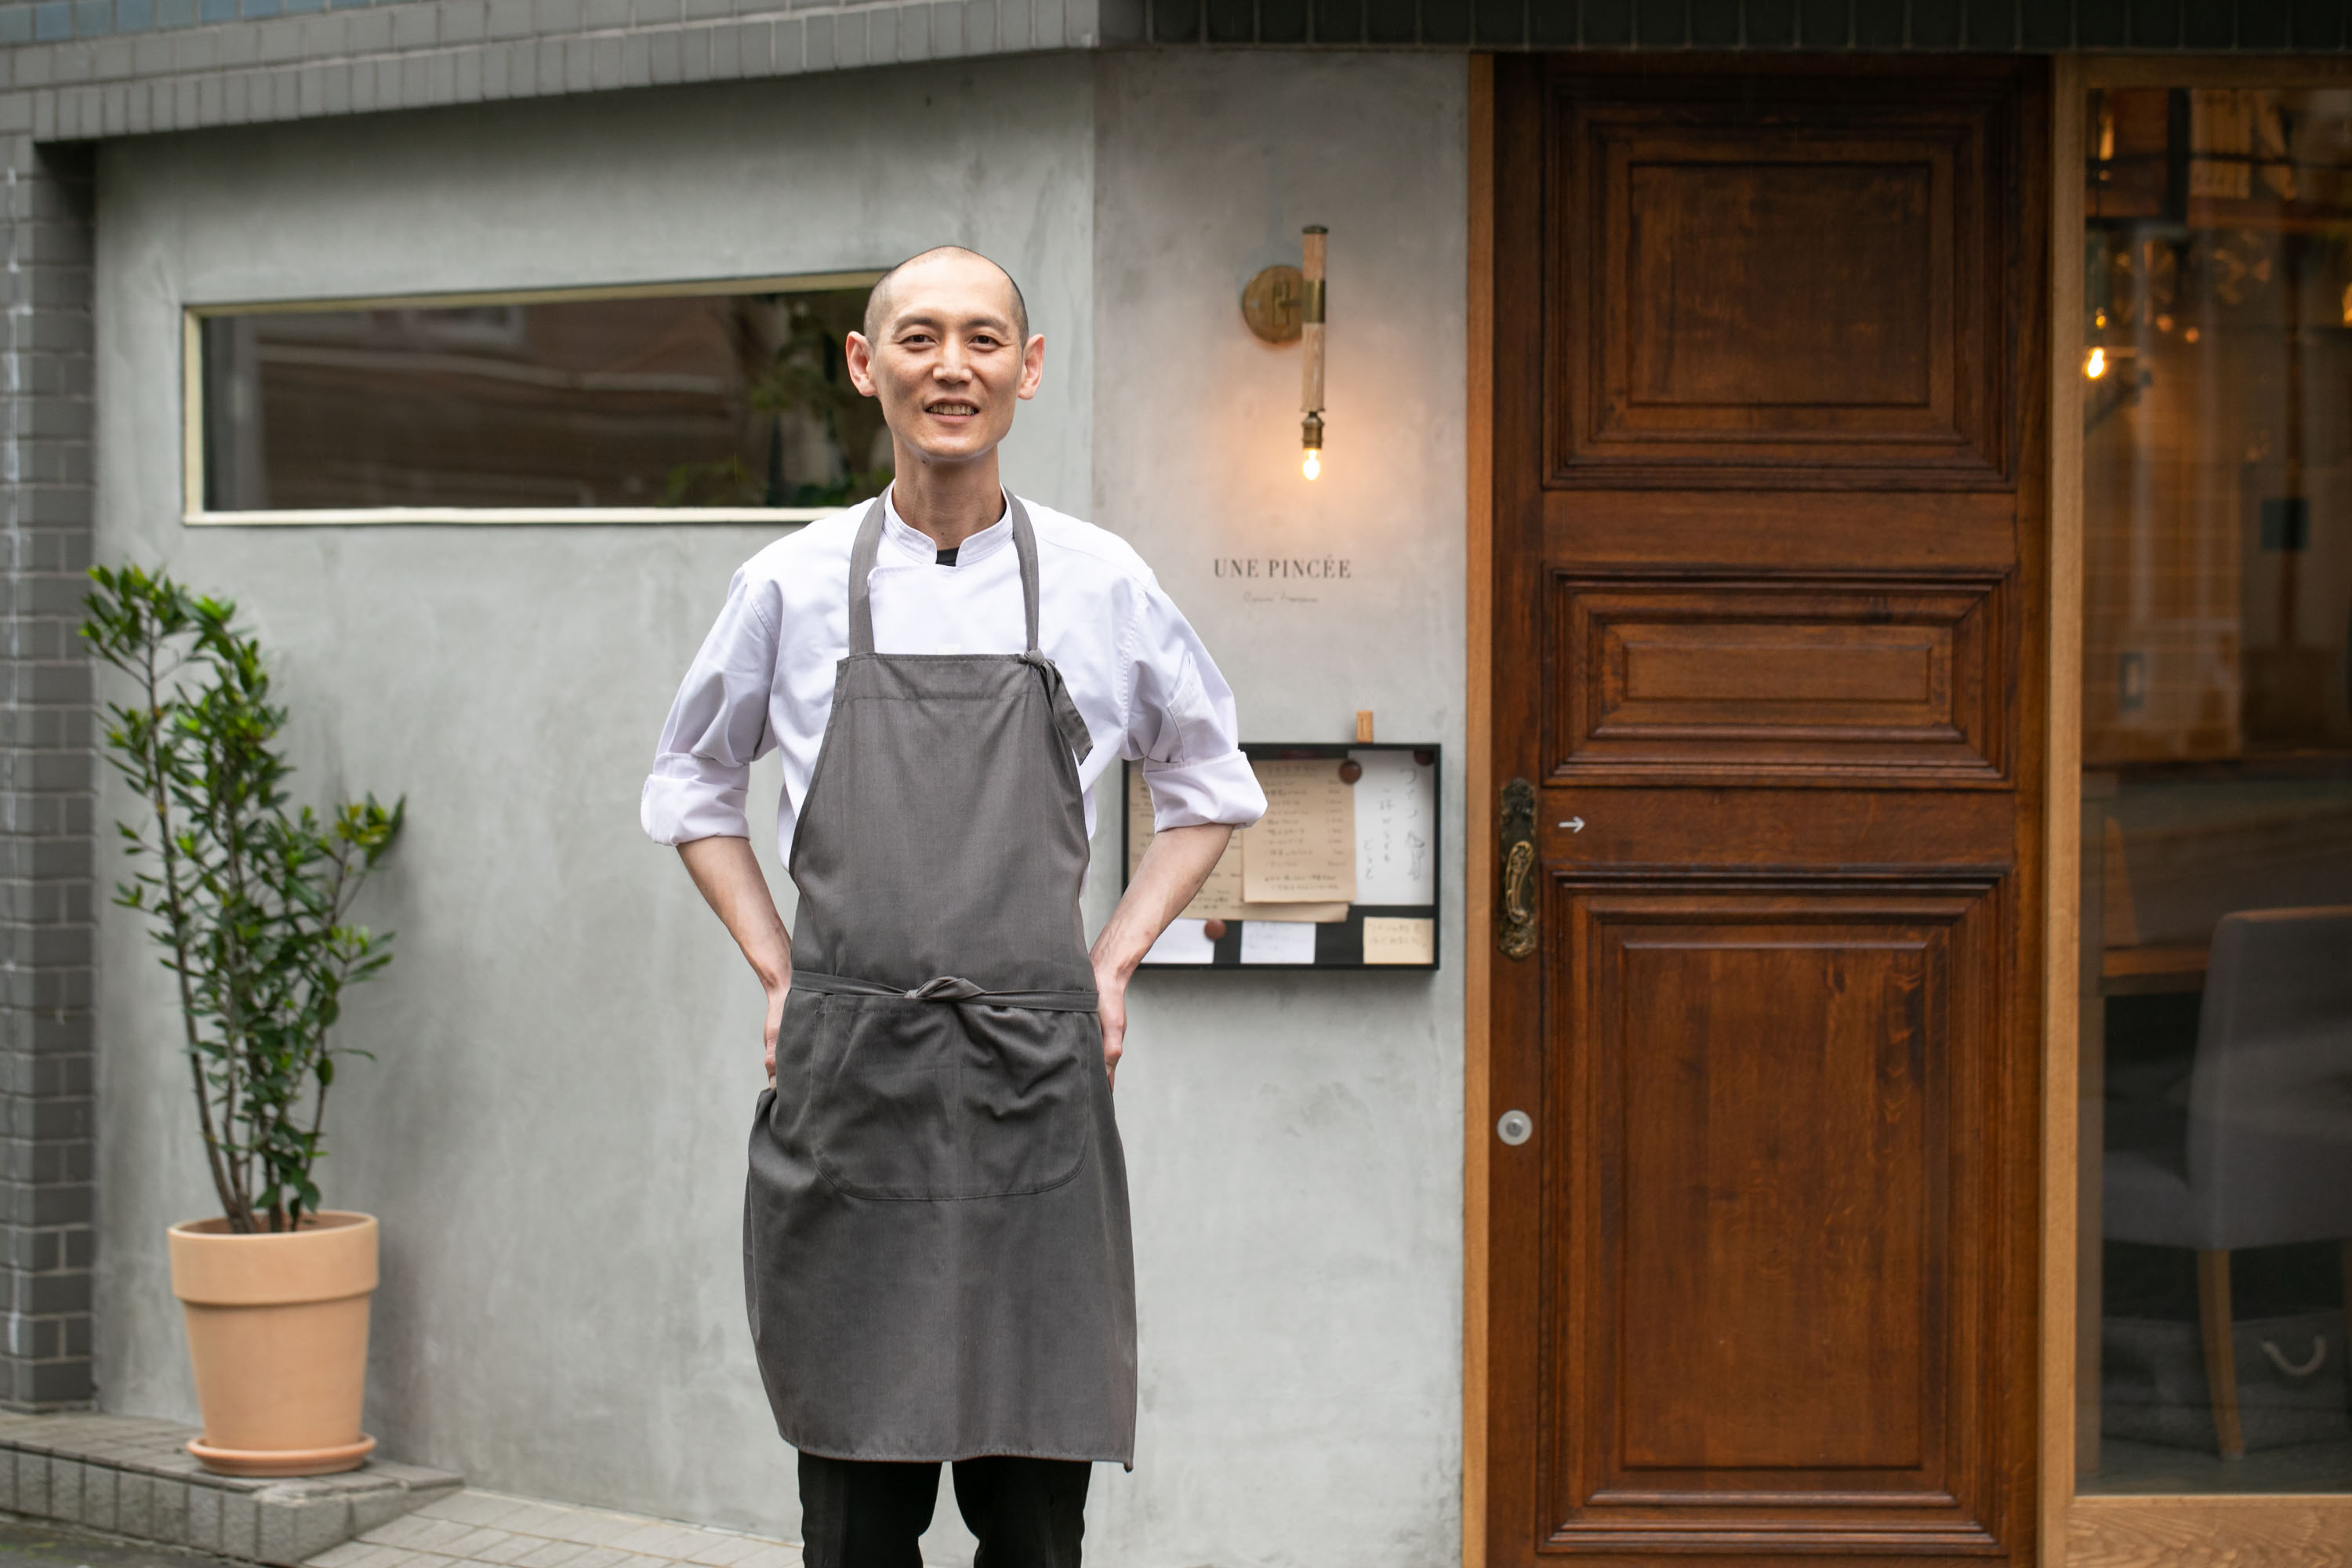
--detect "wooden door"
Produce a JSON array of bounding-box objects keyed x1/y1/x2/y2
[{"x1": 1483, "y1": 59, "x2": 2048, "y2": 1568}]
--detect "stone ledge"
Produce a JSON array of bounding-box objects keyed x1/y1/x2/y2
[{"x1": 0, "y1": 1414, "x2": 461, "y2": 1566}]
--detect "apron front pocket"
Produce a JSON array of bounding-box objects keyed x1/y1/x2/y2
[{"x1": 804, "y1": 996, "x2": 1094, "y2": 1201}]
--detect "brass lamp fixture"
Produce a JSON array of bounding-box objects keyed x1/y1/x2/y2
[
  {"x1": 1300, "y1": 225, "x2": 1327, "y2": 480},
  {"x1": 1240, "y1": 224, "x2": 1330, "y2": 481}
]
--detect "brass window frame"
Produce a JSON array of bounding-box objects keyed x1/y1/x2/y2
[{"x1": 180, "y1": 270, "x2": 886, "y2": 527}]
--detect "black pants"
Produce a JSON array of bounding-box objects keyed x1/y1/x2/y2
[{"x1": 797, "y1": 1452, "x2": 1090, "y2": 1568}]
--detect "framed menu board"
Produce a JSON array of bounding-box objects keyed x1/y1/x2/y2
[{"x1": 1120, "y1": 742, "x2": 1440, "y2": 971}]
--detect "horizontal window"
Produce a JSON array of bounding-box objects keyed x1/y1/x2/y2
[{"x1": 185, "y1": 273, "x2": 887, "y2": 525}]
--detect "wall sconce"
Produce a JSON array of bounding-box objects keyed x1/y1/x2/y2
[{"x1": 1241, "y1": 224, "x2": 1329, "y2": 481}]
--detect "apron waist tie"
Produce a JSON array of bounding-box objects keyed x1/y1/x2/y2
[
  {"x1": 1019, "y1": 650, "x2": 1096, "y2": 764},
  {"x1": 793, "y1": 970, "x2": 1099, "y2": 1012}
]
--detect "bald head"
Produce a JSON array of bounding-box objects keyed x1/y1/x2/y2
[{"x1": 863, "y1": 246, "x2": 1029, "y2": 344}]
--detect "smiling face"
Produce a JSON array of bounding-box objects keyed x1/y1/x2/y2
[{"x1": 844, "y1": 249, "x2": 1044, "y2": 475}]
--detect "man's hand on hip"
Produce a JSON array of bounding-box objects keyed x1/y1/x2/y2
[
  {"x1": 1087, "y1": 820, "x2": 1235, "y2": 1089},
  {"x1": 677, "y1": 836, "x2": 794, "y2": 1087},
  {"x1": 1093, "y1": 961, "x2": 1129, "y2": 1087}
]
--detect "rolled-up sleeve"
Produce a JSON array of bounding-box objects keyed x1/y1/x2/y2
[
  {"x1": 1123, "y1": 586, "x2": 1267, "y2": 830},
  {"x1": 641, "y1": 568, "x2": 780, "y2": 845}
]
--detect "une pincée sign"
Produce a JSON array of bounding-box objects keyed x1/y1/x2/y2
[{"x1": 1213, "y1": 556, "x2": 1353, "y2": 581}]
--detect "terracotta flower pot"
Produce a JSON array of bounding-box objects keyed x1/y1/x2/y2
[{"x1": 167, "y1": 1210, "x2": 379, "y2": 1477}]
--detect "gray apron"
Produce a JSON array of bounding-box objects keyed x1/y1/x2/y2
[{"x1": 744, "y1": 495, "x2": 1137, "y2": 1465}]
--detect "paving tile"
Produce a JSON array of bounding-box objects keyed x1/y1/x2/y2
[
  {"x1": 731, "y1": 1548, "x2": 800, "y2": 1568},
  {"x1": 437, "y1": 1527, "x2": 519, "y2": 1557},
  {"x1": 468, "y1": 1534, "x2": 546, "y2": 1564},
  {"x1": 563, "y1": 1546, "x2": 632, "y2": 1568},
  {"x1": 613, "y1": 1527, "x2": 704, "y2": 1560},
  {"x1": 557, "y1": 1514, "x2": 641, "y2": 1548},
  {"x1": 367, "y1": 1515, "x2": 481, "y2": 1552},
  {"x1": 310, "y1": 1541, "x2": 380, "y2": 1567},
  {"x1": 477, "y1": 1499, "x2": 575, "y2": 1537},
  {"x1": 679, "y1": 1534, "x2": 764, "y2": 1568},
  {"x1": 511, "y1": 1541, "x2": 593, "y2": 1568},
  {"x1": 347, "y1": 1548, "x2": 422, "y2": 1568}
]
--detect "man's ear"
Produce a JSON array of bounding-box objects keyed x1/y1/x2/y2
[
  {"x1": 1017, "y1": 334, "x2": 1046, "y2": 402},
  {"x1": 844, "y1": 332, "x2": 880, "y2": 397}
]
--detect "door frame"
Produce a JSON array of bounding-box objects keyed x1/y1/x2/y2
[
  {"x1": 1463, "y1": 50, "x2": 2048, "y2": 1566},
  {"x1": 1461, "y1": 48, "x2": 2352, "y2": 1568}
]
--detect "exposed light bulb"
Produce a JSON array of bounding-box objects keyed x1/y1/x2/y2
[
  {"x1": 2085, "y1": 346, "x2": 2108, "y2": 380},
  {"x1": 1302, "y1": 448, "x2": 1322, "y2": 481}
]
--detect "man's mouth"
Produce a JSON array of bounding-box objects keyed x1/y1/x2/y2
[{"x1": 927, "y1": 401, "x2": 980, "y2": 417}]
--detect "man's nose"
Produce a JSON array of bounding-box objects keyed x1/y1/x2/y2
[{"x1": 934, "y1": 339, "x2": 970, "y2": 379}]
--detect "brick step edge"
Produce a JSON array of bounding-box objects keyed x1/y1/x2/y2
[{"x1": 0, "y1": 1414, "x2": 462, "y2": 1566}]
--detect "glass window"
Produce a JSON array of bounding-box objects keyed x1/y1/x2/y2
[
  {"x1": 193, "y1": 278, "x2": 888, "y2": 518},
  {"x1": 2081, "y1": 85, "x2": 2352, "y2": 1496}
]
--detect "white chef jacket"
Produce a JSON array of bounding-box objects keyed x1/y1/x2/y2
[{"x1": 641, "y1": 489, "x2": 1267, "y2": 864}]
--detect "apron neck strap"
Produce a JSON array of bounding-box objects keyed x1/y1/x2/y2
[
  {"x1": 846, "y1": 491, "x2": 1042, "y2": 657},
  {"x1": 1007, "y1": 495, "x2": 1042, "y2": 655},
  {"x1": 847, "y1": 498, "x2": 886, "y2": 656}
]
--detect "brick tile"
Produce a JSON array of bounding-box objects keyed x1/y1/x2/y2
[
  {"x1": 218, "y1": 1490, "x2": 261, "y2": 1559},
  {"x1": 346, "y1": 4, "x2": 389, "y2": 44}
]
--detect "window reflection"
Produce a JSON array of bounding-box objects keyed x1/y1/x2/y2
[
  {"x1": 198, "y1": 285, "x2": 889, "y2": 513},
  {"x1": 2082, "y1": 85, "x2": 2352, "y2": 1495}
]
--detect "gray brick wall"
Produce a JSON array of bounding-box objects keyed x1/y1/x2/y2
[{"x1": 0, "y1": 134, "x2": 91, "y2": 1413}]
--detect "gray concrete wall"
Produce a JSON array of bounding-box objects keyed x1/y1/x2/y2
[
  {"x1": 1086, "y1": 50, "x2": 1469, "y2": 1568},
  {"x1": 89, "y1": 48, "x2": 1470, "y2": 1568},
  {"x1": 92, "y1": 56, "x2": 1095, "y2": 1534}
]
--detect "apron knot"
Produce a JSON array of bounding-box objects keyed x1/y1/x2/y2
[
  {"x1": 904, "y1": 975, "x2": 989, "y2": 1002},
  {"x1": 1020, "y1": 650, "x2": 1096, "y2": 765}
]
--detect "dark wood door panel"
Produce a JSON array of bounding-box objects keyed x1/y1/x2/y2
[
  {"x1": 1540, "y1": 492, "x2": 2020, "y2": 574},
  {"x1": 1533, "y1": 789, "x2": 2020, "y2": 872},
  {"x1": 1548, "y1": 574, "x2": 2009, "y2": 786},
  {"x1": 1546, "y1": 67, "x2": 2023, "y2": 488},
  {"x1": 1543, "y1": 884, "x2": 2005, "y2": 1552}
]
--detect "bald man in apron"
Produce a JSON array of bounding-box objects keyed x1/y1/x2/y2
[{"x1": 643, "y1": 247, "x2": 1265, "y2": 1568}]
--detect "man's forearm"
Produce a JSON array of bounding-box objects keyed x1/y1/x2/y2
[
  {"x1": 677, "y1": 836, "x2": 792, "y2": 991},
  {"x1": 1089, "y1": 822, "x2": 1232, "y2": 980}
]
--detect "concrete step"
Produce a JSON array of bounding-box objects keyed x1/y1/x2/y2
[{"x1": 0, "y1": 1414, "x2": 462, "y2": 1566}]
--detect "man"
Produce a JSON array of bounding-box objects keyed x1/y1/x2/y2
[{"x1": 641, "y1": 246, "x2": 1265, "y2": 1568}]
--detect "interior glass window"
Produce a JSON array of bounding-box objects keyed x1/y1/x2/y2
[
  {"x1": 2079, "y1": 85, "x2": 2352, "y2": 1496},
  {"x1": 197, "y1": 284, "x2": 887, "y2": 514}
]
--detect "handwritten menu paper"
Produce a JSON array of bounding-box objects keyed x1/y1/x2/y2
[
  {"x1": 1352, "y1": 750, "x2": 1436, "y2": 906},
  {"x1": 1363, "y1": 916, "x2": 1436, "y2": 965},
  {"x1": 1241, "y1": 760, "x2": 1359, "y2": 905},
  {"x1": 1240, "y1": 919, "x2": 1317, "y2": 965},
  {"x1": 1127, "y1": 765, "x2": 1348, "y2": 923}
]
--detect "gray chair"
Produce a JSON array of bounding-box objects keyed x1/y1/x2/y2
[{"x1": 2104, "y1": 905, "x2": 2352, "y2": 1457}]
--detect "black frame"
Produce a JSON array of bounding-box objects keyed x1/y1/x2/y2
[{"x1": 1121, "y1": 741, "x2": 1442, "y2": 971}]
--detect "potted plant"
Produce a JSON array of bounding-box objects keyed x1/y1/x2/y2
[{"x1": 83, "y1": 567, "x2": 404, "y2": 1477}]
